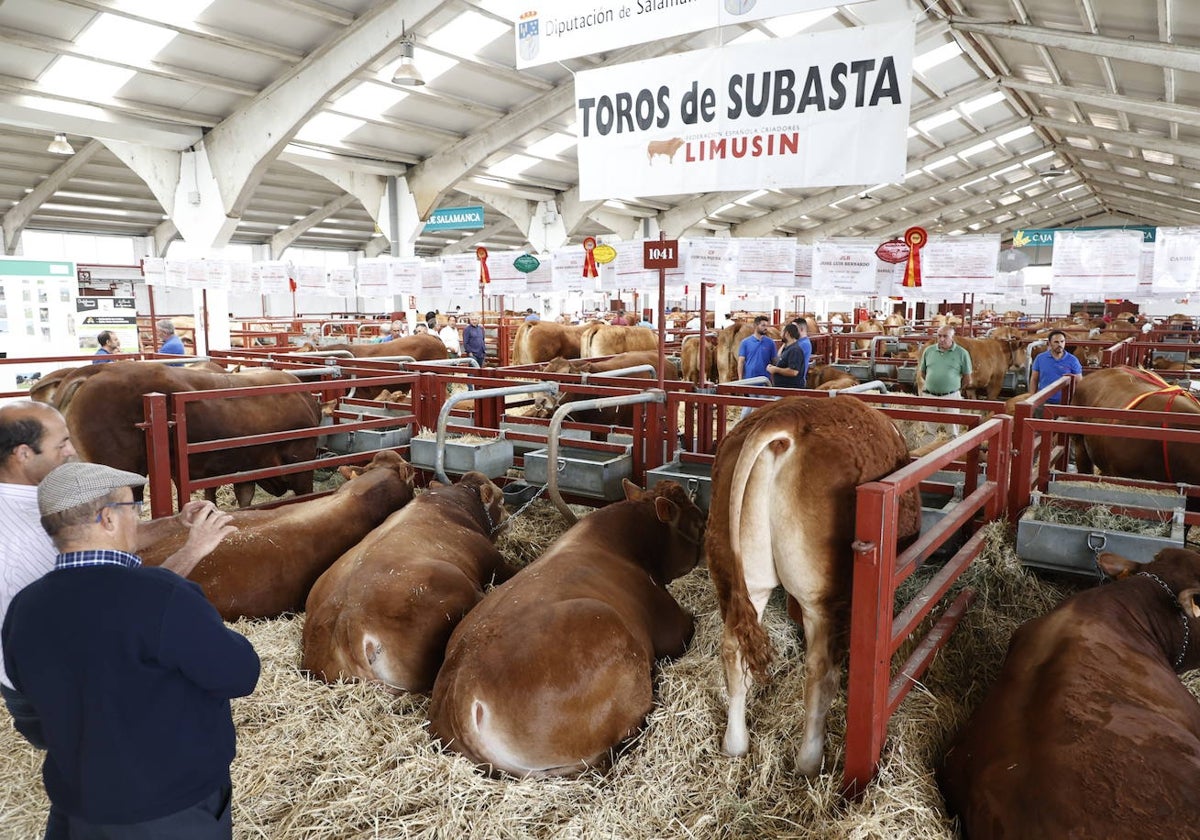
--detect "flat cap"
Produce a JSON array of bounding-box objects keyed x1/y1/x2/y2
[{"x1": 38, "y1": 462, "x2": 147, "y2": 517}]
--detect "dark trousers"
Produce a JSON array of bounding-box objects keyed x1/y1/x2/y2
[
  {"x1": 65, "y1": 782, "x2": 232, "y2": 840},
  {"x1": 2, "y1": 683, "x2": 70, "y2": 840}
]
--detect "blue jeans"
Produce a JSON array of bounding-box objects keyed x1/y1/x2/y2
[{"x1": 2, "y1": 683, "x2": 69, "y2": 840}]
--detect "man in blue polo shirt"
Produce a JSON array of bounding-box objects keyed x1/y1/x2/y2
[
  {"x1": 1029, "y1": 329, "x2": 1083, "y2": 403},
  {"x1": 737, "y1": 316, "x2": 775, "y2": 382}
]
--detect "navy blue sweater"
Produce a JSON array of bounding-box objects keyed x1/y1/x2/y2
[{"x1": 2, "y1": 564, "x2": 260, "y2": 824}]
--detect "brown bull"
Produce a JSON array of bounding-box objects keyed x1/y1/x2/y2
[
  {"x1": 428, "y1": 480, "x2": 705, "y2": 777},
  {"x1": 533, "y1": 352, "x2": 677, "y2": 427},
  {"x1": 512, "y1": 321, "x2": 590, "y2": 365},
  {"x1": 140, "y1": 450, "x2": 415, "y2": 619},
  {"x1": 715, "y1": 321, "x2": 781, "y2": 383},
  {"x1": 38, "y1": 361, "x2": 319, "y2": 507},
  {"x1": 1071, "y1": 366, "x2": 1200, "y2": 484},
  {"x1": 579, "y1": 324, "x2": 657, "y2": 357},
  {"x1": 940, "y1": 547, "x2": 1200, "y2": 839},
  {"x1": 302, "y1": 471, "x2": 513, "y2": 693},
  {"x1": 294, "y1": 333, "x2": 449, "y2": 360},
  {"x1": 708, "y1": 396, "x2": 921, "y2": 776},
  {"x1": 681, "y1": 334, "x2": 717, "y2": 385}
]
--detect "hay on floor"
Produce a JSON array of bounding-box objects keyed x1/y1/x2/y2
[{"x1": 2, "y1": 515, "x2": 1198, "y2": 839}]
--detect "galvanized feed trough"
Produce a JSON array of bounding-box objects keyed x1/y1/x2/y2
[{"x1": 524, "y1": 445, "x2": 633, "y2": 501}]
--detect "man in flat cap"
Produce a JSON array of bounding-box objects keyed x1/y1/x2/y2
[{"x1": 3, "y1": 462, "x2": 260, "y2": 840}]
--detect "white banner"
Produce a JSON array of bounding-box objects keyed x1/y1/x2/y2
[
  {"x1": 328, "y1": 267, "x2": 356, "y2": 297},
  {"x1": 551, "y1": 248, "x2": 589, "y2": 293},
  {"x1": 356, "y1": 259, "x2": 389, "y2": 298},
  {"x1": 812, "y1": 238, "x2": 878, "y2": 294},
  {"x1": 684, "y1": 239, "x2": 740, "y2": 288},
  {"x1": 794, "y1": 244, "x2": 814, "y2": 290},
  {"x1": 440, "y1": 254, "x2": 482, "y2": 298},
  {"x1": 485, "y1": 251, "x2": 531, "y2": 295},
  {"x1": 739, "y1": 237, "x2": 797, "y2": 290},
  {"x1": 914, "y1": 234, "x2": 1000, "y2": 296},
  {"x1": 1152, "y1": 226, "x2": 1200, "y2": 295},
  {"x1": 515, "y1": 0, "x2": 869, "y2": 69},
  {"x1": 228, "y1": 261, "x2": 256, "y2": 296},
  {"x1": 388, "y1": 258, "x2": 422, "y2": 296},
  {"x1": 295, "y1": 265, "x2": 328, "y2": 295},
  {"x1": 574, "y1": 22, "x2": 914, "y2": 199},
  {"x1": 599, "y1": 241, "x2": 684, "y2": 290},
  {"x1": 1051, "y1": 229, "x2": 1142, "y2": 296},
  {"x1": 255, "y1": 261, "x2": 291, "y2": 295},
  {"x1": 142, "y1": 257, "x2": 165, "y2": 287}
]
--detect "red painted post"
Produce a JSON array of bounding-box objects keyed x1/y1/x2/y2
[
  {"x1": 843, "y1": 481, "x2": 896, "y2": 796},
  {"x1": 143, "y1": 392, "x2": 174, "y2": 518},
  {"x1": 171, "y1": 392, "x2": 192, "y2": 504}
]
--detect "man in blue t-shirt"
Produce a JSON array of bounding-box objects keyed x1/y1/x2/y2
[
  {"x1": 767, "y1": 320, "x2": 811, "y2": 387},
  {"x1": 737, "y1": 316, "x2": 775, "y2": 381},
  {"x1": 1029, "y1": 329, "x2": 1083, "y2": 403}
]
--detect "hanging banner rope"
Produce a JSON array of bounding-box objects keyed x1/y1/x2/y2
[
  {"x1": 902, "y1": 226, "x2": 927, "y2": 288},
  {"x1": 476, "y1": 246, "x2": 490, "y2": 285},
  {"x1": 582, "y1": 236, "x2": 599, "y2": 278}
]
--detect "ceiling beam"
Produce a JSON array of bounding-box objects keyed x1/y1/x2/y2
[
  {"x1": 1034, "y1": 116, "x2": 1200, "y2": 162},
  {"x1": 270, "y1": 193, "x2": 356, "y2": 258},
  {"x1": 1002, "y1": 77, "x2": 1200, "y2": 128},
  {"x1": 950, "y1": 17, "x2": 1200, "y2": 74},
  {"x1": 405, "y1": 34, "x2": 695, "y2": 220},
  {"x1": 734, "y1": 117, "x2": 1032, "y2": 237},
  {"x1": 2, "y1": 139, "x2": 103, "y2": 254}
]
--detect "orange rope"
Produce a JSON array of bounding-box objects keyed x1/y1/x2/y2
[{"x1": 1120, "y1": 369, "x2": 1198, "y2": 483}]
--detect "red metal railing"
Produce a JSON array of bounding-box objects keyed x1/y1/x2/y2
[{"x1": 843, "y1": 415, "x2": 1011, "y2": 794}]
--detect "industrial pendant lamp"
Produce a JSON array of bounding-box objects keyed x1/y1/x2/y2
[
  {"x1": 48, "y1": 132, "x2": 75, "y2": 155},
  {"x1": 392, "y1": 38, "x2": 425, "y2": 86}
]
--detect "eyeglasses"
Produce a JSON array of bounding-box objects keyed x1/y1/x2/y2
[{"x1": 95, "y1": 501, "x2": 143, "y2": 522}]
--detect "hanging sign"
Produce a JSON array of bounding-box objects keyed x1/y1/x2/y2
[
  {"x1": 593, "y1": 243, "x2": 617, "y2": 264},
  {"x1": 514, "y1": 253, "x2": 541, "y2": 273},
  {"x1": 423, "y1": 205, "x2": 485, "y2": 231},
  {"x1": 644, "y1": 239, "x2": 680, "y2": 269},
  {"x1": 476, "y1": 247, "x2": 491, "y2": 285},
  {"x1": 875, "y1": 239, "x2": 909, "y2": 264},
  {"x1": 582, "y1": 236, "x2": 600, "y2": 277}
]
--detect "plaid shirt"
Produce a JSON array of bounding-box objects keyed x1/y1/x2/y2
[{"x1": 55, "y1": 549, "x2": 142, "y2": 571}]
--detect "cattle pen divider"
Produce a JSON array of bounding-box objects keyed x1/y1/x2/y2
[
  {"x1": 141, "y1": 371, "x2": 421, "y2": 517},
  {"x1": 842, "y1": 414, "x2": 1011, "y2": 796}
]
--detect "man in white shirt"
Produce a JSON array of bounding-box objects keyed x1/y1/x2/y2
[{"x1": 439, "y1": 314, "x2": 462, "y2": 355}]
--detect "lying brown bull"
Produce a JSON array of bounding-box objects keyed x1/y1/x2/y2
[
  {"x1": 141, "y1": 450, "x2": 415, "y2": 619},
  {"x1": 37, "y1": 361, "x2": 319, "y2": 507},
  {"x1": 302, "y1": 471, "x2": 513, "y2": 693},
  {"x1": 428, "y1": 480, "x2": 705, "y2": 777},
  {"x1": 939, "y1": 547, "x2": 1200, "y2": 838},
  {"x1": 1071, "y1": 366, "x2": 1200, "y2": 484},
  {"x1": 709, "y1": 396, "x2": 921, "y2": 776}
]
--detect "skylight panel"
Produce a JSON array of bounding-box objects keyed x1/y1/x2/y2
[
  {"x1": 334, "y1": 82, "x2": 408, "y2": 116},
  {"x1": 118, "y1": 0, "x2": 214, "y2": 25},
  {"x1": 426, "y1": 11, "x2": 509, "y2": 54},
  {"x1": 296, "y1": 113, "x2": 366, "y2": 144},
  {"x1": 913, "y1": 42, "x2": 963, "y2": 74},
  {"x1": 961, "y1": 140, "x2": 997, "y2": 158},
  {"x1": 1143, "y1": 150, "x2": 1175, "y2": 165},
  {"x1": 760, "y1": 9, "x2": 837, "y2": 37},
  {"x1": 487, "y1": 154, "x2": 539, "y2": 179},
  {"x1": 925, "y1": 155, "x2": 957, "y2": 171},
  {"x1": 916, "y1": 109, "x2": 959, "y2": 133},
  {"x1": 997, "y1": 126, "x2": 1035, "y2": 145},
  {"x1": 414, "y1": 48, "x2": 457, "y2": 84},
  {"x1": 961, "y1": 91, "x2": 1006, "y2": 115},
  {"x1": 736, "y1": 190, "x2": 771, "y2": 205},
  {"x1": 76, "y1": 14, "x2": 175, "y2": 63},
  {"x1": 40, "y1": 57, "x2": 134, "y2": 101},
  {"x1": 526, "y1": 133, "x2": 575, "y2": 158}
]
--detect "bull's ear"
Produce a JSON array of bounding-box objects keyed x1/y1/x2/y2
[
  {"x1": 1179, "y1": 588, "x2": 1200, "y2": 620},
  {"x1": 338, "y1": 466, "x2": 362, "y2": 480},
  {"x1": 478, "y1": 481, "x2": 501, "y2": 507},
  {"x1": 653, "y1": 495, "x2": 680, "y2": 526},
  {"x1": 623, "y1": 479, "x2": 644, "y2": 501},
  {"x1": 429, "y1": 480, "x2": 445, "y2": 490},
  {"x1": 1096, "y1": 551, "x2": 1140, "y2": 579}
]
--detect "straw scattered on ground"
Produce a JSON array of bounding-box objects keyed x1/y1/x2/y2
[{"x1": 3, "y1": 514, "x2": 1198, "y2": 839}]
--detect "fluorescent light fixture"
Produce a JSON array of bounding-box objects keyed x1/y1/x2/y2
[{"x1": 48, "y1": 133, "x2": 75, "y2": 155}]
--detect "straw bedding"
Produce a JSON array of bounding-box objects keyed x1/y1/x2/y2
[{"x1": 3, "y1": 511, "x2": 1199, "y2": 839}]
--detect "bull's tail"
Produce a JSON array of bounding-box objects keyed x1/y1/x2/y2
[{"x1": 722, "y1": 426, "x2": 793, "y2": 682}]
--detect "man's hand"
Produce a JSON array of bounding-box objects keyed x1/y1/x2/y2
[{"x1": 160, "y1": 502, "x2": 236, "y2": 578}]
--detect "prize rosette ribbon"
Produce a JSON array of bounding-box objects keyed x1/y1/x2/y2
[
  {"x1": 476, "y1": 246, "x2": 490, "y2": 285},
  {"x1": 582, "y1": 236, "x2": 599, "y2": 278},
  {"x1": 902, "y1": 226, "x2": 927, "y2": 288}
]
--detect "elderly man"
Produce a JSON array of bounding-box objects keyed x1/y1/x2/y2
[
  {"x1": 156, "y1": 319, "x2": 185, "y2": 356},
  {"x1": 438, "y1": 313, "x2": 462, "y2": 355},
  {"x1": 462, "y1": 315, "x2": 486, "y2": 368},
  {"x1": 0, "y1": 401, "x2": 236, "y2": 837},
  {"x1": 3, "y1": 461, "x2": 256, "y2": 840},
  {"x1": 919, "y1": 325, "x2": 973, "y2": 435}
]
